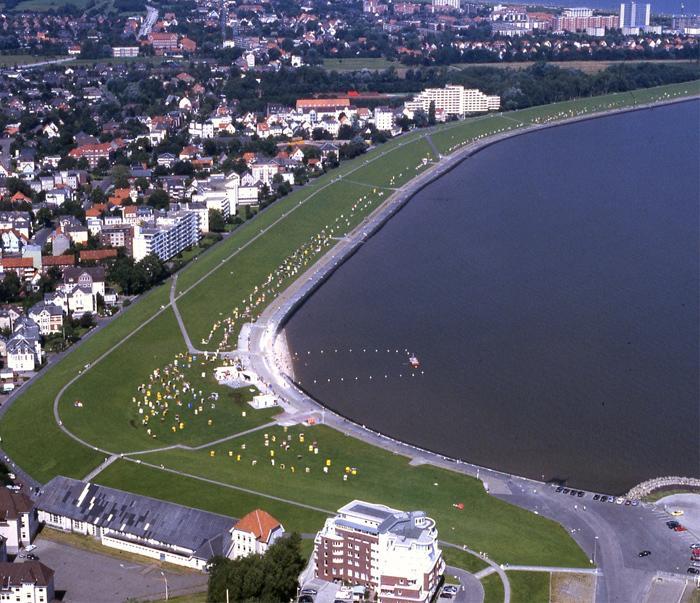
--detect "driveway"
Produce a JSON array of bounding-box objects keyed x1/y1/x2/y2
[{"x1": 23, "y1": 537, "x2": 207, "y2": 602}]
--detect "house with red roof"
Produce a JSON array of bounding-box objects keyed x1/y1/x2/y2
[{"x1": 228, "y1": 509, "x2": 284, "y2": 559}]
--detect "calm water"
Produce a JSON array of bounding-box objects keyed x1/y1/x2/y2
[
  {"x1": 286, "y1": 101, "x2": 700, "y2": 494},
  {"x1": 507, "y1": 0, "x2": 695, "y2": 14}
]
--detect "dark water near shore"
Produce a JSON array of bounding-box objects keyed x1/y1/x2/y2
[{"x1": 286, "y1": 101, "x2": 700, "y2": 494}]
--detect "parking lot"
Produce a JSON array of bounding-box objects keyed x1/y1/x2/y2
[{"x1": 20, "y1": 537, "x2": 207, "y2": 602}]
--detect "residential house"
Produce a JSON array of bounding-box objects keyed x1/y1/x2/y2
[
  {"x1": 0, "y1": 488, "x2": 38, "y2": 553},
  {"x1": 228, "y1": 509, "x2": 284, "y2": 559},
  {"x1": 0, "y1": 562, "x2": 54, "y2": 603},
  {"x1": 62, "y1": 267, "x2": 105, "y2": 298},
  {"x1": 28, "y1": 302, "x2": 63, "y2": 335}
]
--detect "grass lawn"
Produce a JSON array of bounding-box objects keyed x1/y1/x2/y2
[
  {"x1": 96, "y1": 460, "x2": 330, "y2": 534},
  {"x1": 0, "y1": 55, "x2": 66, "y2": 66},
  {"x1": 442, "y1": 547, "x2": 489, "y2": 573},
  {"x1": 507, "y1": 571, "x2": 550, "y2": 603},
  {"x1": 481, "y1": 573, "x2": 505, "y2": 603},
  {"x1": 128, "y1": 424, "x2": 589, "y2": 567},
  {"x1": 149, "y1": 594, "x2": 206, "y2": 603},
  {"x1": 323, "y1": 58, "x2": 396, "y2": 72},
  {"x1": 449, "y1": 59, "x2": 698, "y2": 74}
]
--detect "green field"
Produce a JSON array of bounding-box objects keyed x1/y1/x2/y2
[
  {"x1": 442, "y1": 547, "x2": 490, "y2": 573},
  {"x1": 119, "y1": 424, "x2": 588, "y2": 566},
  {"x1": 1, "y1": 81, "x2": 697, "y2": 566},
  {"x1": 481, "y1": 573, "x2": 505, "y2": 603},
  {"x1": 508, "y1": 572, "x2": 550, "y2": 603},
  {"x1": 323, "y1": 57, "x2": 396, "y2": 72}
]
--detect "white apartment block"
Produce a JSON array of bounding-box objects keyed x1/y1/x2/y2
[
  {"x1": 0, "y1": 562, "x2": 54, "y2": 603},
  {"x1": 133, "y1": 211, "x2": 199, "y2": 261},
  {"x1": 373, "y1": 107, "x2": 395, "y2": 132},
  {"x1": 405, "y1": 85, "x2": 500, "y2": 117},
  {"x1": 191, "y1": 173, "x2": 240, "y2": 219},
  {"x1": 0, "y1": 489, "x2": 38, "y2": 553},
  {"x1": 432, "y1": 0, "x2": 460, "y2": 8},
  {"x1": 314, "y1": 500, "x2": 444, "y2": 603}
]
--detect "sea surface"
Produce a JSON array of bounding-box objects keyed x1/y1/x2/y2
[{"x1": 285, "y1": 100, "x2": 700, "y2": 494}]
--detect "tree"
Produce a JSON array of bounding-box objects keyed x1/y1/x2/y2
[
  {"x1": 147, "y1": 189, "x2": 170, "y2": 210},
  {"x1": 208, "y1": 209, "x2": 226, "y2": 233},
  {"x1": 0, "y1": 272, "x2": 21, "y2": 303},
  {"x1": 78, "y1": 312, "x2": 95, "y2": 329},
  {"x1": 111, "y1": 165, "x2": 131, "y2": 188},
  {"x1": 207, "y1": 533, "x2": 305, "y2": 603},
  {"x1": 428, "y1": 100, "x2": 436, "y2": 126}
]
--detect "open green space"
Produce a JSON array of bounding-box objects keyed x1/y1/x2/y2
[
  {"x1": 127, "y1": 424, "x2": 589, "y2": 567},
  {"x1": 481, "y1": 573, "x2": 505, "y2": 603},
  {"x1": 0, "y1": 81, "x2": 697, "y2": 564},
  {"x1": 442, "y1": 547, "x2": 490, "y2": 573},
  {"x1": 323, "y1": 57, "x2": 396, "y2": 72},
  {"x1": 96, "y1": 459, "x2": 330, "y2": 534},
  {"x1": 508, "y1": 571, "x2": 550, "y2": 603}
]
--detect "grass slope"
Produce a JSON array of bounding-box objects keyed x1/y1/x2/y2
[
  {"x1": 508, "y1": 571, "x2": 550, "y2": 603},
  {"x1": 481, "y1": 573, "x2": 505, "y2": 603},
  {"x1": 96, "y1": 460, "x2": 330, "y2": 534},
  {"x1": 127, "y1": 424, "x2": 589, "y2": 567}
]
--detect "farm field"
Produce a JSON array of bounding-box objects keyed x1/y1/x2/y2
[
  {"x1": 449, "y1": 59, "x2": 699, "y2": 74},
  {"x1": 0, "y1": 81, "x2": 697, "y2": 565}
]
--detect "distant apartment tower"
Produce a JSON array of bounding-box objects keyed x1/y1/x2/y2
[
  {"x1": 563, "y1": 7, "x2": 593, "y2": 17},
  {"x1": 405, "y1": 85, "x2": 500, "y2": 117},
  {"x1": 619, "y1": 2, "x2": 650, "y2": 27},
  {"x1": 112, "y1": 46, "x2": 139, "y2": 57},
  {"x1": 133, "y1": 211, "x2": 199, "y2": 261},
  {"x1": 554, "y1": 13, "x2": 619, "y2": 31},
  {"x1": 432, "y1": 0, "x2": 460, "y2": 9},
  {"x1": 314, "y1": 500, "x2": 444, "y2": 602}
]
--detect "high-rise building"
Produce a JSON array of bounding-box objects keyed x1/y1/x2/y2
[
  {"x1": 433, "y1": 0, "x2": 460, "y2": 9},
  {"x1": 314, "y1": 500, "x2": 444, "y2": 602},
  {"x1": 404, "y1": 85, "x2": 500, "y2": 117},
  {"x1": 619, "y1": 2, "x2": 651, "y2": 28}
]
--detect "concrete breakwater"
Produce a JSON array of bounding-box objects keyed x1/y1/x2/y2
[{"x1": 627, "y1": 476, "x2": 700, "y2": 500}]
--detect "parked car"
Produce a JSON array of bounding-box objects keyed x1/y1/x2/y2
[
  {"x1": 593, "y1": 494, "x2": 600, "y2": 501},
  {"x1": 555, "y1": 486, "x2": 563, "y2": 493},
  {"x1": 24, "y1": 545, "x2": 37, "y2": 552},
  {"x1": 25, "y1": 554, "x2": 38, "y2": 560},
  {"x1": 687, "y1": 568, "x2": 699, "y2": 575},
  {"x1": 674, "y1": 525, "x2": 687, "y2": 532},
  {"x1": 666, "y1": 521, "x2": 680, "y2": 529},
  {"x1": 638, "y1": 550, "x2": 651, "y2": 557}
]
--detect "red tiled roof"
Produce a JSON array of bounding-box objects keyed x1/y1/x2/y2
[
  {"x1": 0, "y1": 561, "x2": 53, "y2": 587},
  {"x1": 1, "y1": 257, "x2": 34, "y2": 268},
  {"x1": 0, "y1": 488, "x2": 34, "y2": 520},
  {"x1": 234, "y1": 509, "x2": 281, "y2": 543},
  {"x1": 79, "y1": 249, "x2": 117, "y2": 262},
  {"x1": 42, "y1": 255, "x2": 76, "y2": 266}
]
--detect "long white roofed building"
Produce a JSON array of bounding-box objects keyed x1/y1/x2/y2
[{"x1": 404, "y1": 85, "x2": 500, "y2": 117}]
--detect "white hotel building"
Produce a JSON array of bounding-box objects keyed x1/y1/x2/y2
[
  {"x1": 314, "y1": 500, "x2": 444, "y2": 603},
  {"x1": 133, "y1": 210, "x2": 199, "y2": 261},
  {"x1": 404, "y1": 85, "x2": 501, "y2": 117}
]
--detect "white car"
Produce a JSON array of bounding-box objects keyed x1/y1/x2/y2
[{"x1": 24, "y1": 545, "x2": 37, "y2": 552}]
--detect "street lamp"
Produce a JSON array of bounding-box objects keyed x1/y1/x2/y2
[{"x1": 160, "y1": 571, "x2": 169, "y2": 601}]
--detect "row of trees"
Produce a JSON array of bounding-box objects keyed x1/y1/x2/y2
[{"x1": 207, "y1": 533, "x2": 306, "y2": 603}]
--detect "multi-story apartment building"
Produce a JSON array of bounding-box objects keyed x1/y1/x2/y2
[
  {"x1": 620, "y1": 2, "x2": 650, "y2": 28},
  {"x1": 133, "y1": 210, "x2": 199, "y2": 261},
  {"x1": 0, "y1": 488, "x2": 38, "y2": 553},
  {"x1": 404, "y1": 85, "x2": 500, "y2": 117},
  {"x1": 100, "y1": 224, "x2": 134, "y2": 256},
  {"x1": 432, "y1": 0, "x2": 460, "y2": 9},
  {"x1": 112, "y1": 46, "x2": 139, "y2": 57},
  {"x1": 0, "y1": 562, "x2": 54, "y2": 603},
  {"x1": 148, "y1": 32, "x2": 179, "y2": 53},
  {"x1": 554, "y1": 13, "x2": 619, "y2": 31},
  {"x1": 314, "y1": 500, "x2": 444, "y2": 603}
]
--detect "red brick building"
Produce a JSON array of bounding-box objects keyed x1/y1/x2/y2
[{"x1": 314, "y1": 500, "x2": 444, "y2": 602}]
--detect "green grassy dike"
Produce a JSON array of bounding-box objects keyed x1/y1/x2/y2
[{"x1": 0, "y1": 81, "x2": 697, "y2": 566}]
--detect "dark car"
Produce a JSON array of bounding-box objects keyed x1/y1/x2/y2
[
  {"x1": 562, "y1": 488, "x2": 570, "y2": 494},
  {"x1": 25, "y1": 553, "x2": 38, "y2": 560},
  {"x1": 555, "y1": 487, "x2": 563, "y2": 493},
  {"x1": 638, "y1": 550, "x2": 651, "y2": 557},
  {"x1": 667, "y1": 521, "x2": 680, "y2": 529},
  {"x1": 570, "y1": 490, "x2": 577, "y2": 496},
  {"x1": 298, "y1": 596, "x2": 314, "y2": 603},
  {"x1": 593, "y1": 494, "x2": 600, "y2": 501},
  {"x1": 577, "y1": 491, "x2": 585, "y2": 497},
  {"x1": 600, "y1": 496, "x2": 608, "y2": 502},
  {"x1": 687, "y1": 568, "x2": 700, "y2": 575}
]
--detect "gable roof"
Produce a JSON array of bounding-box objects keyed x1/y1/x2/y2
[
  {"x1": 0, "y1": 561, "x2": 53, "y2": 587},
  {"x1": 0, "y1": 488, "x2": 34, "y2": 520},
  {"x1": 233, "y1": 509, "x2": 282, "y2": 543},
  {"x1": 37, "y1": 476, "x2": 236, "y2": 558}
]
